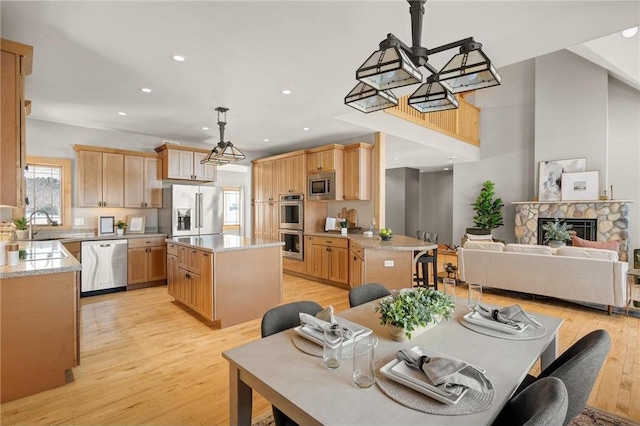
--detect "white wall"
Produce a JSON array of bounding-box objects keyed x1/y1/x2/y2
[{"x1": 453, "y1": 60, "x2": 536, "y2": 243}]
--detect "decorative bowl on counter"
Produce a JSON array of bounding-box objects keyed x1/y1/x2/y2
[
  {"x1": 380, "y1": 234, "x2": 392, "y2": 241},
  {"x1": 379, "y1": 228, "x2": 393, "y2": 241}
]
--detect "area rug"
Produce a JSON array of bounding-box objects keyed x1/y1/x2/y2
[{"x1": 251, "y1": 406, "x2": 640, "y2": 425}]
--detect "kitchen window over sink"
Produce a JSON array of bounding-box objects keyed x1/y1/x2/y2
[{"x1": 24, "y1": 157, "x2": 71, "y2": 226}]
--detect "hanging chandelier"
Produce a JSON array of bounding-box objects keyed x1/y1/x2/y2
[
  {"x1": 345, "y1": 0, "x2": 501, "y2": 113},
  {"x1": 200, "y1": 107, "x2": 246, "y2": 165}
]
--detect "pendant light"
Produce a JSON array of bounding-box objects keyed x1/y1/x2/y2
[
  {"x1": 200, "y1": 107, "x2": 246, "y2": 165},
  {"x1": 437, "y1": 41, "x2": 502, "y2": 93},
  {"x1": 345, "y1": 82, "x2": 398, "y2": 113},
  {"x1": 408, "y1": 76, "x2": 458, "y2": 113}
]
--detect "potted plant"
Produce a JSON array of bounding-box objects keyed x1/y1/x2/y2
[
  {"x1": 541, "y1": 218, "x2": 574, "y2": 248},
  {"x1": 13, "y1": 217, "x2": 29, "y2": 240},
  {"x1": 374, "y1": 288, "x2": 455, "y2": 341},
  {"x1": 468, "y1": 180, "x2": 504, "y2": 235},
  {"x1": 115, "y1": 220, "x2": 127, "y2": 235}
]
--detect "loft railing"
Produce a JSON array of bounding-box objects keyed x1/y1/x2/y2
[{"x1": 384, "y1": 95, "x2": 480, "y2": 147}]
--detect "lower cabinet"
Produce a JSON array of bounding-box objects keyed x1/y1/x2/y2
[
  {"x1": 127, "y1": 237, "x2": 166, "y2": 288},
  {"x1": 349, "y1": 242, "x2": 364, "y2": 288},
  {"x1": 167, "y1": 243, "x2": 213, "y2": 321},
  {"x1": 305, "y1": 235, "x2": 349, "y2": 285}
]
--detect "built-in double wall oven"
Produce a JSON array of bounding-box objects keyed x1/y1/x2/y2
[{"x1": 278, "y1": 194, "x2": 304, "y2": 260}]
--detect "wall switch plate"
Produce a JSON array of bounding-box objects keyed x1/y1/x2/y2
[
  {"x1": 384, "y1": 260, "x2": 394, "y2": 267},
  {"x1": 74, "y1": 218, "x2": 84, "y2": 226}
]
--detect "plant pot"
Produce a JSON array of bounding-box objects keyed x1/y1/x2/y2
[
  {"x1": 116, "y1": 229, "x2": 124, "y2": 236},
  {"x1": 387, "y1": 316, "x2": 441, "y2": 342},
  {"x1": 466, "y1": 227, "x2": 492, "y2": 236},
  {"x1": 15, "y1": 230, "x2": 28, "y2": 240},
  {"x1": 547, "y1": 240, "x2": 566, "y2": 248}
]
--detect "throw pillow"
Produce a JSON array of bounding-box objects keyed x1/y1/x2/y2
[
  {"x1": 571, "y1": 235, "x2": 621, "y2": 252},
  {"x1": 463, "y1": 241, "x2": 505, "y2": 251},
  {"x1": 466, "y1": 233, "x2": 493, "y2": 241},
  {"x1": 557, "y1": 246, "x2": 619, "y2": 261},
  {"x1": 505, "y1": 244, "x2": 553, "y2": 255}
]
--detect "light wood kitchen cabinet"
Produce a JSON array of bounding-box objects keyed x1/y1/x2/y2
[
  {"x1": 0, "y1": 39, "x2": 32, "y2": 208},
  {"x1": 154, "y1": 144, "x2": 216, "y2": 182},
  {"x1": 306, "y1": 235, "x2": 349, "y2": 285},
  {"x1": 169, "y1": 244, "x2": 213, "y2": 320},
  {"x1": 343, "y1": 143, "x2": 372, "y2": 200},
  {"x1": 349, "y1": 240, "x2": 364, "y2": 288},
  {"x1": 277, "y1": 154, "x2": 306, "y2": 195},
  {"x1": 62, "y1": 241, "x2": 81, "y2": 261},
  {"x1": 252, "y1": 160, "x2": 277, "y2": 202},
  {"x1": 306, "y1": 145, "x2": 344, "y2": 173},
  {"x1": 124, "y1": 155, "x2": 163, "y2": 208},
  {"x1": 127, "y1": 237, "x2": 166, "y2": 288},
  {"x1": 253, "y1": 201, "x2": 278, "y2": 241},
  {"x1": 167, "y1": 246, "x2": 178, "y2": 297},
  {"x1": 76, "y1": 149, "x2": 124, "y2": 207}
]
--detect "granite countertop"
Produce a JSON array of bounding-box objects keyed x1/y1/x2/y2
[
  {"x1": 167, "y1": 234, "x2": 284, "y2": 253},
  {"x1": 305, "y1": 232, "x2": 437, "y2": 251},
  {"x1": 1, "y1": 240, "x2": 81, "y2": 279},
  {"x1": 28, "y1": 232, "x2": 167, "y2": 243}
]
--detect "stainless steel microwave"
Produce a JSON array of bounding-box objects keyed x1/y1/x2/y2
[{"x1": 307, "y1": 172, "x2": 335, "y2": 200}]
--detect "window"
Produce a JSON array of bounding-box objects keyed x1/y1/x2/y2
[
  {"x1": 24, "y1": 157, "x2": 71, "y2": 226},
  {"x1": 223, "y1": 187, "x2": 241, "y2": 228}
]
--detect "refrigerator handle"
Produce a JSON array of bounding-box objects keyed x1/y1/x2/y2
[{"x1": 198, "y1": 192, "x2": 204, "y2": 228}]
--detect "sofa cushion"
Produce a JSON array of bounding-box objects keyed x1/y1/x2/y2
[
  {"x1": 557, "y1": 246, "x2": 619, "y2": 261},
  {"x1": 466, "y1": 233, "x2": 493, "y2": 241},
  {"x1": 463, "y1": 241, "x2": 505, "y2": 251},
  {"x1": 505, "y1": 244, "x2": 553, "y2": 255},
  {"x1": 571, "y1": 235, "x2": 621, "y2": 252}
]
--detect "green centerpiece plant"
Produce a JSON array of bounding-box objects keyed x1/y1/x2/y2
[{"x1": 375, "y1": 288, "x2": 455, "y2": 340}]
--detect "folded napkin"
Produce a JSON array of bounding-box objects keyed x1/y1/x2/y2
[
  {"x1": 473, "y1": 304, "x2": 541, "y2": 330},
  {"x1": 396, "y1": 349, "x2": 492, "y2": 396},
  {"x1": 299, "y1": 307, "x2": 357, "y2": 339}
]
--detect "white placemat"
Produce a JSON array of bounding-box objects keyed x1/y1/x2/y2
[
  {"x1": 375, "y1": 357, "x2": 495, "y2": 415},
  {"x1": 458, "y1": 314, "x2": 547, "y2": 340}
]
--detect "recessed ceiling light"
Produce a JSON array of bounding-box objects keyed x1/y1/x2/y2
[
  {"x1": 302, "y1": 127, "x2": 310, "y2": 131},
  {"x1": 444, "y1": 167, "x2": 450, "y2": 171},
  {"x1": 393, "y1": 157, "x2": 399, "y2": 161},
  {"x1": 117, "y1": 112, "x2": 127, "y2": 116},
  {"x1": 622, "y1": 27, "x2": 639, "y2": 38},
  {"x1": 140, "y1": 88, "x2": 152, "y2": 93},
  {"x1": 172, "y1": 55, "x2": 185, "y2": 62},
  {"x1": 263, "y1": 138, "x2": 270, "y2": 142},
  {"x1": 201, "y1": 127, "x2": 209, "y2": 131},
  {"x1": 281, "y1": 89, "x2": 291, "y2": 95}
]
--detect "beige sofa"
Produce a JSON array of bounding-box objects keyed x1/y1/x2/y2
[{"x1": 458, "y1": 241, "x2": 628, "y2": 310}]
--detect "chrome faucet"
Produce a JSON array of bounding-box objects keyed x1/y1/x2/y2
[{"x1": 28, "y1": 210, "x2": 54, "y2": 240}]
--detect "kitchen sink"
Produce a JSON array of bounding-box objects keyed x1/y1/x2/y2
[{"x1": 19, "y1": 248, "x2": 68, "y2": 261}]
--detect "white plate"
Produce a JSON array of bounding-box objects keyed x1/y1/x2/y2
[
  {"x1": 293, "y1": 316, "x2": 372, "y2": 346},
  {"x1": 380, "y1": 347, "x2": 469, "y2": 405},
  {"x1": 462, "y1": 311, "x2": 528, "y2": 334}
]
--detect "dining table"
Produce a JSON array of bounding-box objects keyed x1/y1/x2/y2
[{"x1": 222, "y1": 298, "x2": 563, "y2": 425}]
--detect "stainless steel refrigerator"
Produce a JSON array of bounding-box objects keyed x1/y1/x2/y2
[{"x1": 159, "y1": 184, "x2": 223, "y2": 237}]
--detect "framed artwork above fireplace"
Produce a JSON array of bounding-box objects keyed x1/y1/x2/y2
[
  {"x1": 561, "y1": 171, "x2": 599, "y2": 201},
  {"x1": 538, "y1": 158, "x2": 586, "y2": 201}
]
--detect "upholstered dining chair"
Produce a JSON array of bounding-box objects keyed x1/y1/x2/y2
[
  {"x1": 261, "y1": 301, "x2": 323, "y2": 426},
  {"x1": 493, "y1": 377, "x2": 568, "y2": 426},
  {"x1": 348, "y1": 282, "x2": 391, "y2": 307},
  {"x1": 514, "y1": 329, "x2": 611, "y2": 425}
]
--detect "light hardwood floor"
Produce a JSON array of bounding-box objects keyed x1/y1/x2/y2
[{"x1": 1, "y1": 274, "x2": 639, "y2": 424}]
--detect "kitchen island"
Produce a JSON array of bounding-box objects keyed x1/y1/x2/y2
[
  {"x1": 0, "y1": 240, "x2": 81, "y2": 403},
  {"x1": 166, "y1": 234, "x2": 284, "y2": 328}
]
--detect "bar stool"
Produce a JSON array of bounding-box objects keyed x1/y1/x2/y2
[{"x1": 414, "y1": 232, "x2": 438, "y2": 289}]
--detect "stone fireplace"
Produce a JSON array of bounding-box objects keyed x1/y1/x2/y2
[{"x1": 513, "y1": 200, "x2": 631, "y2": 261}]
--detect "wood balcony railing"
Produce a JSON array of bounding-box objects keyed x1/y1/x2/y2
[{"x1": 384, "y1": 95, "x2": 480, "y2": 147}]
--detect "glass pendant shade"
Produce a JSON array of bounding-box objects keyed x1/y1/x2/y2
[
  {"x1": 408, "y1": 80, "x2": 459, "y2": 113},
  {"x1": 356, "y1": 46, "x2": 423, "y2": 90},
  {"x1": 200, "y1": 106, "x2": 245, "y2": 164},
  {"x1": 438, "y1": 46, "x2": 501, "y2": 93},
  {"x1": 213, "y1": 141, "x2": 246, "y2": 162},
  {"x1": 344, "y1": 82, "x2": 398, "y2": 113}
]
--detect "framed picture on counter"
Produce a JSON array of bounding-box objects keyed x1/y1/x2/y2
[
  {"x1": 98, "y1": 216, "x2": 115, "y2": 236},
  {"x1": 127, "y1": 214, "x2": 146, "y2": 234}
]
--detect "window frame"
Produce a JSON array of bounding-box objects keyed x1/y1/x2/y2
[
  {"x1": 25, "y1": 156, "x2": 72, "y2": 228},
  {"x1": 222, "y1": 186, "x2": 241, "y2": 231}
]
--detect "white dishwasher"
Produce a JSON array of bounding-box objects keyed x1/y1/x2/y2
[{"x1": 81, "y1": 239, "x2": 128, "y2": 296}]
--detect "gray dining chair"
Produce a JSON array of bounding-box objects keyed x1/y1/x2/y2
[
  {"x1": 493, "y1": 377, "x2": 568, "y2": 426},
  {"x1": 414, "y1": 231, "x2": 438, "y2": 288},
  {"x1": 348, "y1": 282, "x2": 391, "y2": 307},
  {"x1": 260, "y1": 301, "x2": 323, "y2": 426},
  {"x1": 514, "y1": 329, "x2": 611, "y2": 425}
]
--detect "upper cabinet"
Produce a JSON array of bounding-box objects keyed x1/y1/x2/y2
[
  {"x1": 306, "y1": 145, "x2": 344, "y2": 173},
  {"x1": 76, "y1": 149, "x2": 124, "y2": 208},
  {"x1": 154, "y1": 144, "x2": 216, "y2": 182},
  {"x1": 124, "y1": 154, "x2": 163, "y2": 208},
  {"x1": 277, "y1": 153, "x2": 306, "y2": 195},
  {"x1": 343, "y1": 143, "x2": 372, "y2": 201},
  {"x1": 252, "y1": 160, "x2": 276, "y2": 202},
  {"x1": 0, "y1": 39, "x2": 33, "y2": 207}
]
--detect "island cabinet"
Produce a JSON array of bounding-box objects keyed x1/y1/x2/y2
[
  {"x1": 75, "y1": 149, "x2": 124, "y2": 207},
  {"x1": 343, "y1": 143, "x2": 372, "y2": 201},
  {"x1": 124, "y1": 154, "x2": 163, "y2": 208},
  {"x1": 349, "y1": 240, "x2": 365, "y2": 288},
  {"x1": 154, "y1": 144, "x2": 216, "y2": 182},
  {"x1": 306, "y1": 235, "x2": 349, "y2": 286},
  {"x1": 169, "y1": 244, "x2": 213, "y2": 320},
  {"x1": 128, "y1": 237, "x2": 167, "y2": 289},
  {"x1": 0, "y1": 38, "x2": 32, "y2": 208}
]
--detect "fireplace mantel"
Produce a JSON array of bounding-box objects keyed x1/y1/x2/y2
[{"x1": 512, "y1": 199, "x2": 631, "y2": 261}]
